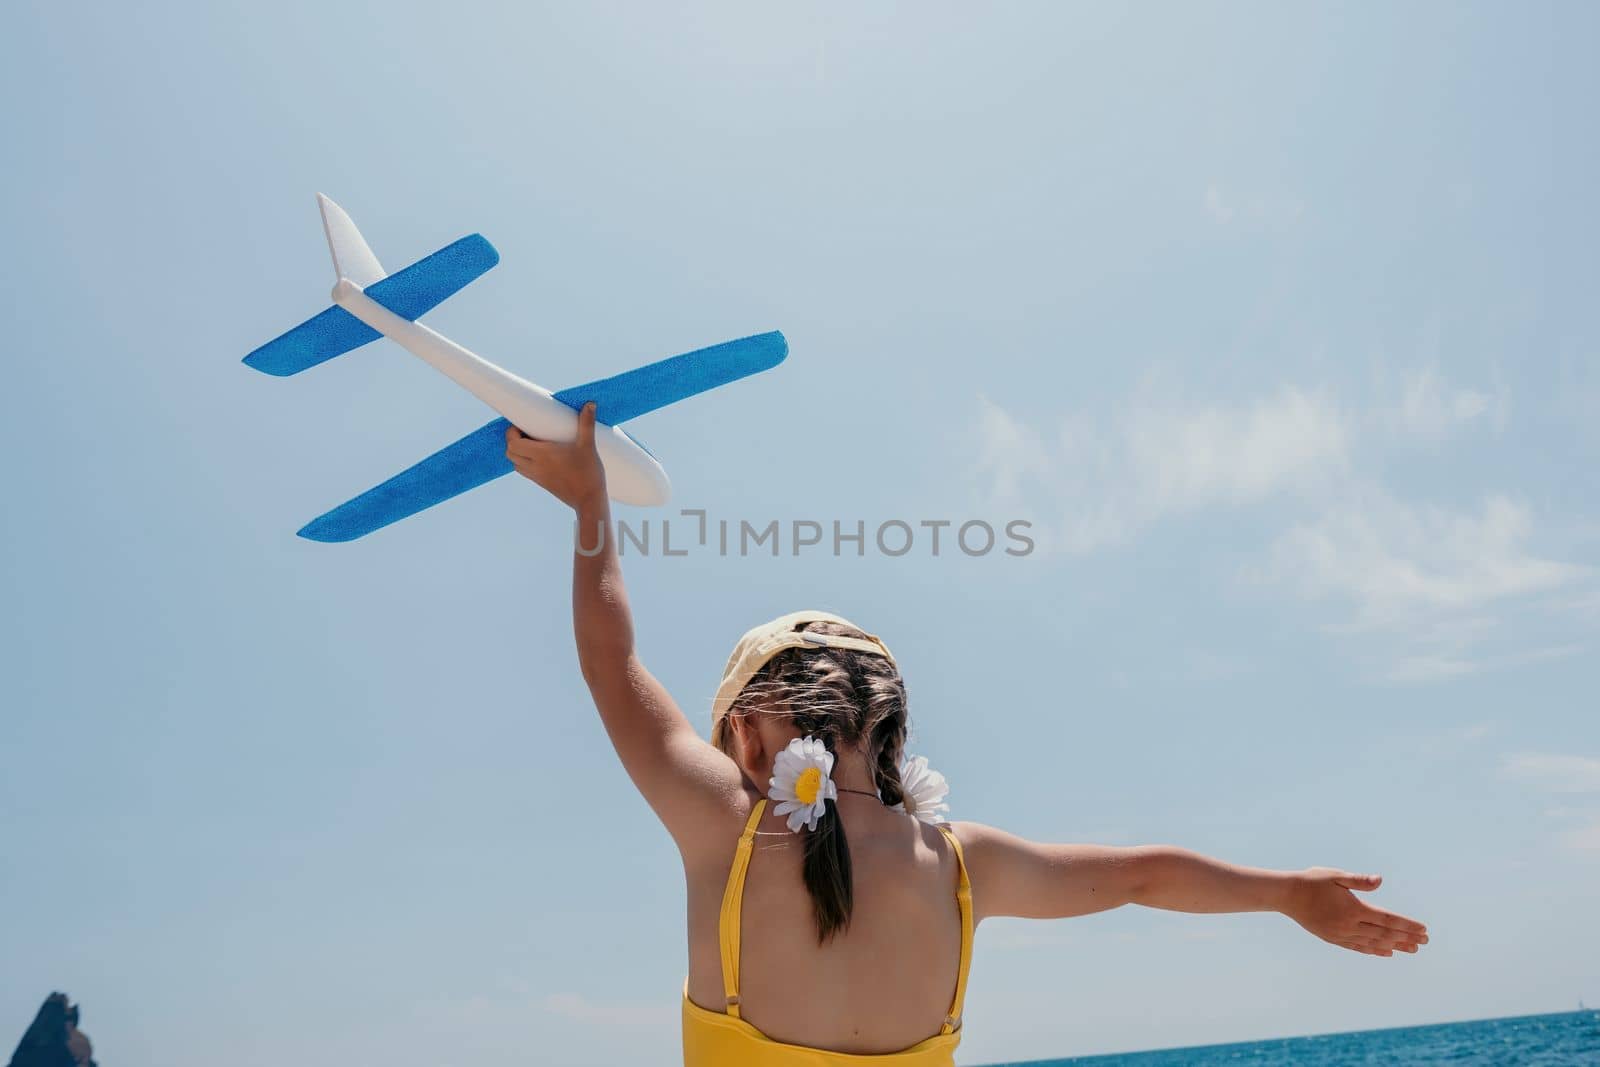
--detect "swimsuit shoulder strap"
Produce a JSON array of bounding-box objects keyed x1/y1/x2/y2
[
  {"x1": 935, "y1": 822, "x2": 975, "y2": 1035},
  {"x1": 717, "y1": 798, "x2": 767, "y2": 1020}
]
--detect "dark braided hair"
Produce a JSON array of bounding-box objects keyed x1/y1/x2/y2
[{"x1": 718, "y1": 620, "x2": 911, "y2": 942}]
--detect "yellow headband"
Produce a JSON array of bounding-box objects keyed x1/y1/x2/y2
[{"x1": 710, "y1": 610, "x2": 895, "y2": 746}]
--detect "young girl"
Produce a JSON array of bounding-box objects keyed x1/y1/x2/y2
[{"x1": 506, "y1": 406, "x2": 1429, "y2": 1066}]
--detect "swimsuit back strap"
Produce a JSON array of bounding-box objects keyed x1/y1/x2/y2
[
  {"x1": 935, "y1": 823, "x2": 975, "y2": 1035},
  {"x1": 717, "y1": 798, "x2": 767, "y2": 1019}
]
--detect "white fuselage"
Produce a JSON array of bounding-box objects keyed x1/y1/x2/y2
[{"x1": 331, "y1": 279, "x2": 670, "y2": 506}]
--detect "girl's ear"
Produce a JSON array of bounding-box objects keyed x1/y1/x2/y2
[{"x1": 728, "y1": 713, "x2": 765, "y2": 784}]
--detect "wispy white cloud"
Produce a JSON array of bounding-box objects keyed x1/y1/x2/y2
[
  {"x1": 1504, "y1": 754, "x2": 1600, "y2": 854},
  {"x1": 973, "y1": 366, "x2": 1590, "y2": 681},
  {"x1": 975, "y1": 385, "x2": 1346, "y2": 554},
  {"x1": 1202, "y1": 182, "x2": 1305, "y2": 227},
  {"x1": 1556, "y1": 820, "x2": 1600, "y2": 852},
  {"x1": 1203, "y1": 183, "x2": 1233, "y2": 224},
  {"x1": 1411, "y1": 721, "x2": 1497, "y2": 757},
  {"x1": 1384, "y1": 643, "x2": 1583, "y2": 684},
  {"x1": 1388, "y1": 364, "x2": 1498, "y2": 440},
  {"x1": 974, "y1": 395, "x2": 1051, "y2": 505},
  {"x1": 1267, "y1": 490, "x2": 1587, "y2": 626},
  {"x1": 1124, "y1": 387, "x2": 1345, "y2": 504},
  {"x1": 1503, "y1": 753, "x2": 1600, "y2": 794},
  {"x1": 1383, "y1": 653, "x2": 1477, "y2": 682},
  {"x1": 1265, "y1": 489, "x2": 1587, "y2": 680}
]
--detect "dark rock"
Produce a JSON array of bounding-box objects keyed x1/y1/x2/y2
[{"x1": 7, "y1": 994, "x2": 95, "y2": 1067}]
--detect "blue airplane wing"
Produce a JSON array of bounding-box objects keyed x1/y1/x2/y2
[
  {"x1": 244, "y1": 234, "x2": 500, "y2": 377},
  {"x1": 297, "y1": 418, "x2": 514, "y2": 542},
  {"x1": 552, "y1": 330, "x2": 789, "y2": 425},
  {"x1": 298, "y1": 330, "x2": 788, "y2": 541}
]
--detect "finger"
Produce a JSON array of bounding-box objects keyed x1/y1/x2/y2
[
  {"x1": 1334, "y1": 872, "x2": 1382, "y2": 892},
  {"x1": 1349, "y1": 922, "x2": 1418, "y2": 945},
  {"x1": 1348, "y1": 921, "x2": 1419, "y2": 947},
  {"x1": 1359, "y1": 933, "x2": 1427, "y2": 955},
  {"x1": 1349, "y1": 938, "x2": 1395, "y2": 957},
  {"x1": 505, "y1": 424, "x2": 536, "y2": 456},
  {"x1": 1358, "y1": 924, "x2": 1428, "y2": 947},
  {"x1": 507, "y1": 435, "x2": 560, "y2": 461},
  {"x1": 576, "y1": 401, "x2": 597, "y2": 452},
  {"x1": 1359, "y1": 908, "x2": 1427, "y2": 937},
  {"x1": 1335, "y1": 940, "x2": 1380, "y2": 956},
  {"x1": 576, "y1": 399, "x2": 601, "y2": 451}
]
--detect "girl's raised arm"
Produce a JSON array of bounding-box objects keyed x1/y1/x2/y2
[
  {"x1": 954, "y1": 822, "x2": 1428, "y2": 957},
  {"x1": 506, "y1": 404, "x2": 746, "y2": 852}
]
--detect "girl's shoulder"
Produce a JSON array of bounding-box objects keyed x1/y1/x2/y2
[{"x1": 679, "y1": 782, "x2": 768, "y2": 868}]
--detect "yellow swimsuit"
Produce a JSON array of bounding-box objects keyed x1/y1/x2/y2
[{"x1": 681, "y1": 799, "x2": 975, "y2": 1066}]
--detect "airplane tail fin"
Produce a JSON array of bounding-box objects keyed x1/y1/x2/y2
[
  {"x1": 244, "y1": 196, "x2": 499, "y2": 377},
  {"x1": 317, "y1": 192, "x2": 387, "y2": 287}
]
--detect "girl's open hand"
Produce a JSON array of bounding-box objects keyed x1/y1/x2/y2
[
  {"x1": 505, "y1": 402, "x2": 608, "y2": 510},
  {"x1": 1283, "y1": 868, "x2": 1428, "y2": 957}
]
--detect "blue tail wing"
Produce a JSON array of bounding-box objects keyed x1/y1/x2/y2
[
  {"x1": 552, "y1": 330, "x2": 788, "y2": 425},
  {"x1": 244, "y1": 305, "x2": 381, "y2": 378},
  {"x1": 245, "y1": 234, "x2": 500, "y2": 377},
  {"x1": 364, "y1": 234, "x2": 500, "y2": 321},
  {"x1": 297, "y1": 418, "x2": 513, "y2": 543}
]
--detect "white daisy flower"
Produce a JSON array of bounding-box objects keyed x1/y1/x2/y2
[
  {"x1": 768, "y1": 736, "x2": 838, "y2": 833},
  {"x1": 892, "y1": 753, "x2": 950, "y2": 824}
]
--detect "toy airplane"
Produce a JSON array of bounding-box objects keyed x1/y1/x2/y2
[{"x1": 245, "y1": 194, "x2": 787, "y2": 542}]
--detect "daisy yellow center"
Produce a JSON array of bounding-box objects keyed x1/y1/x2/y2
[{"x1": 795, "y1": 766, "x2": 823, "y2": 806}]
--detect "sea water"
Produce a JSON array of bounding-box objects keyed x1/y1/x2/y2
[{"x1": 982, "y1": 1011, "x2": 1600, "y2": 1066}]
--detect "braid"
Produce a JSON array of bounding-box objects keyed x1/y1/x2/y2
[
  {"x1": 799, "y1": 730, "x2": 852, "y2": 941},
  {"x1": 869, "y1": 704, "x2": 908, "y2": 808}
]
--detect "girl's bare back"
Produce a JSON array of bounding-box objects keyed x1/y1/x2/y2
[{"x1": 687, "y1": 796, "x2": 964, "y2": 1054}]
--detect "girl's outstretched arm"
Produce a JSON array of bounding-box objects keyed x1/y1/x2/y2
[
  {"x1": 955, "y1": 822, "x2": 1428, "y2": 957},
  {"x1": 506, "y1": 404, "x2": 745, "y2": 852}
]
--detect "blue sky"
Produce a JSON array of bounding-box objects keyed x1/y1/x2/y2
[{"x1": 2, "y1": 3, "x2": 1596, "y2": 1065}]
